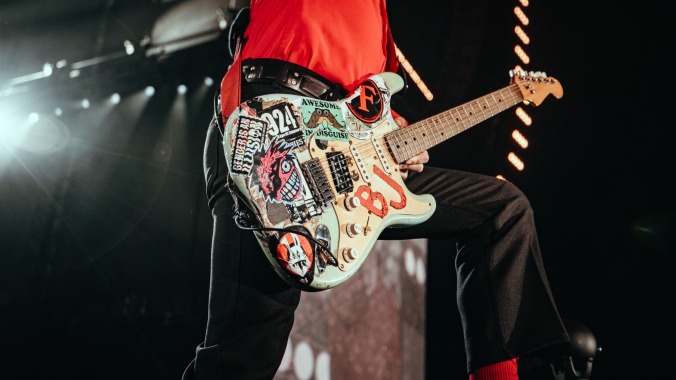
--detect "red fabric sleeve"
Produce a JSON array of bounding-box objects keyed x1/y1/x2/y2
[{"x1": 390, "y1": 109, "x2": 409, "y2": 127}]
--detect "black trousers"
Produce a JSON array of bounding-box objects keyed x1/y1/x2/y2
[{"x1": 183, "y1": 82, "x2": 570, "y2": 379}]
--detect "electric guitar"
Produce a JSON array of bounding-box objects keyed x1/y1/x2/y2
[{"x1": 223, "y1": 70, "x2": 563, "y2": 291}]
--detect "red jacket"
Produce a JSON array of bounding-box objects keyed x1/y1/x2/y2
[{"x1": 242, "y1": 0, "x2": 399, "y2": 92}]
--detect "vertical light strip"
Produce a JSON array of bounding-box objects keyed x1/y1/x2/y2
[
  {"x1": 505, "y1": 1, "x2": 534, "y2": 174},
  {"x1": 508, "y1": 152, "x2": 525, "y2": 171},
  {"x1": 395, "y1": 45, "x2": 434, "y2": 101}
]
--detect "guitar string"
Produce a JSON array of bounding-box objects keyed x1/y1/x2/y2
[
  {"x1": 232, "y1": 82, "x2": 524, "y2": 195},
  {"x1": 306, "y1": 83, "x2": 524, "y2": 182}
]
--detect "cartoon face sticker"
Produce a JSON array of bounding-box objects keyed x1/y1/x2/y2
[
  {"x1": 254, "y1": 139, "x2": 303, "y2": 203},
  {"x1": 307, "y1": 109, "x2": 336, "y2": 128},
  {"x1": 276, "y1": 232, "x2": 314, "y2": 278}
]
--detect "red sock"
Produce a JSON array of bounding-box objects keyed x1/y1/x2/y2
[{"x1": 469, "y1": 358, "x2": 519, "y2": 380}]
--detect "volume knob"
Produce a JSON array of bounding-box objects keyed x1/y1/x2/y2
[
  {"x1": 342, "y1": 247, "x2": 358, "y2": 262},
  {"x1": 344, "y1": 196, "x2": 361, "y2": 211},
  {"x1": 346, "y1": 223, "x2": 362, "y2": 238}
]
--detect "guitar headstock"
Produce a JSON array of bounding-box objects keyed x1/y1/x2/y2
[{"x1": 510, "y1": 70, "x2": 563, "y2": 106}]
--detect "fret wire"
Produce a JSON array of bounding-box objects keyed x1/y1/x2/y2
[
  {"x1": 476, "y1": 99, "x2": 488, "y2": 122},
  {"x1": 439, "y1": 113, "x2": 449, "y2": 144},
  {"x1": 433, "y1": 117, "x2": 442, "y2": 146},
  {"x1": 405, "y1": 127, "x2": 414, "y2": 157},
  {"x1": 402, "y1": 127, "x2": 412, "y2": 158},
  {"x1": 411, "y1": 122, "x2": 422, "y2": 154},
  {"x1": 503, "y1": 88, "x2": 515, "y2": 107},
  {"x1": 462, "y1": 106, "x2": 470, "y2": 128},
  {"x1": 452, "y1": 108, "x2": 466, "y2": 131},
  {"x1": 467, "y1": 102, "x2": 480, "y2": 125},
  {"x1": 386, "y1": 83, "x2": 528, "y2": 163},
  {"x1": 510, "y1": 85, "x2": 523, "y2": 105},
  {"x1": 484, "y1": 97, "x2": 494, "y2": 117},
  {"x1": 491, "y1": 92, "x2": 503, "y2": 113},
  {"x1": 472, "y1": 101, "x2": 483, "y2": 123},
  {"x1": 475, "y1": 97, "x2": 488, "y2": 121}
]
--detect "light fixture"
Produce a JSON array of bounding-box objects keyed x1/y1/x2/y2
[
  {"x1": 42, "y1": 63, "x2": 54, "y2": 77},
  {"x1": 124, "y1": 40, "x2": 135, "y2": 56}
]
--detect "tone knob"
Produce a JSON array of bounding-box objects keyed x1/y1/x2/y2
[
  {"x1": 344, "y1": 196, "x2": 361, "y2": 211},
  {"x1": 342, "y1": 247, "x2": 358, "y2": 262},
  {"x1": 346, "y1": 223, "x2": 362, "y2": 237}
]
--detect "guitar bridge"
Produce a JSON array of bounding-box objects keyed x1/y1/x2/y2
[{"x1": 300, "y1": 158, "x2": 336, "y2": 209}]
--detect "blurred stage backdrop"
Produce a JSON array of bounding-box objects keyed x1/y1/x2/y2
[{"x1": 1, "y1": 0, "x2": 674, "y2": 379}]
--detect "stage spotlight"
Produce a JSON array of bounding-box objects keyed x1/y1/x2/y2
[
  {"x1": 204, "y1": 76, "x2": 214, "y2": 86},
  {"x1": 111, "y1": 93, "x2": 121, "y2": 104},
  {"x1": 145, "y1": 86, "x2": 155, "y2": 97},
  {"x1": 70, "y1": 70, "x2": 80, "y2": 78},
  {"x1": 216, "y1": 8, "x2": 229, "y2": 30},
  {"x1": 177, "y1": 84, "x2": 187, "y2": 95},
  {"x1": 124, "y1": 40, "x2": 135, "y2": 55},
  {"x1": 81, "y1": 98, "x2": 90, "y2": 109},
  {"x1": 0, "y1": 111, "x2": 70, "y2": 155},
  {"x1": 43, "y1": 63, "x2": 53, "y2": 77},
  {"x1": 54, "y1": 107, "x2": 63, "y2": 117}
]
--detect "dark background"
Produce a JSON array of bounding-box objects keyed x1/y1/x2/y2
[{"x1": 1, "y1": 0, "x2": 674, "y2": 379}]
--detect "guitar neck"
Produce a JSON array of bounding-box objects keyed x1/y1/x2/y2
[{"x1": 385, "y1": 83, "x2": 525, "y2": 163}]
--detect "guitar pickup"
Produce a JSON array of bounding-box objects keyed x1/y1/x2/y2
[
  {"x1": 300, "y1": 158, "x2": 336, "y2": 209},
  {"x1": 326, "y1": 152, "x2": 353, "y2": 194}
]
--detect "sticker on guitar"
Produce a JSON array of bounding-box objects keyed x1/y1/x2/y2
[{"x1": 223, "y1": 70, "x2": 563, "y2": 291}]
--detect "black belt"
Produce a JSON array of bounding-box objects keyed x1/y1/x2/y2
[{"x1": 241, "y1": 58, "x2": 347, "y2": 101}]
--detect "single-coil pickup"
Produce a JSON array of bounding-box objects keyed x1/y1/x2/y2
[
  {"x1": 349, "y1": 143, "x2": 370, "y2": 183},
  {"x1": 371, "y1": 137, "x2": 391, "y2": 175}
]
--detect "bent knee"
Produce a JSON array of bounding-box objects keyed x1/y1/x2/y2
[{"x1": 500, "y1": 181, "x2": 533, "y2": 215}]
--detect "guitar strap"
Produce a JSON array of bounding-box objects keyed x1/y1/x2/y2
[
  {"x1": 215, "y1": 28, "x2": 260, "y2": 229},
  {"x1": 218, "y1": 39, "x2": 243, "y2": 134}
]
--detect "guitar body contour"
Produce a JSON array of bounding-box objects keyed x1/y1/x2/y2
[
  {"x1": 223, "y1": 69, "x2": 563, "y2": 291},
  {"x1": 223, "y1": 72, "x2": 436, "y2": 291}
]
